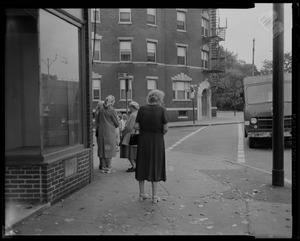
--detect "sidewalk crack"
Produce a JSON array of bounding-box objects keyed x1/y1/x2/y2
[
  {"x1": 244, "y1": 200, "x2": 253, "y2": 236},
  {"x1": 159, "y1": 182, "x2": 170, "y2": 196}
]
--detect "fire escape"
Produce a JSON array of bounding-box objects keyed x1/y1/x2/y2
[{"x1": 202, "y1": 9, "x2": 227, "y2": 88}]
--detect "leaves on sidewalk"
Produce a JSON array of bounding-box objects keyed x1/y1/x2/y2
[{"x1": 64, "y1": 218, "x2": 75, "y2": 222}]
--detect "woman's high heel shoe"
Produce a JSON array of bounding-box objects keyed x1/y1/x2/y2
[
  {"x1": 139, "y1": 193, "x2": 148, "y2": 202},
  {"x1": 152, "y1": 196, "x2": 161, "y2": 204}
]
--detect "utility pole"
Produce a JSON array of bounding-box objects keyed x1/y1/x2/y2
[
  {"x1": 125, "y1": 75, "x2": 129, "y2": 115},
  {"x1": 272, "y1": 4, "x2": 284, "y2": 187},
  {"x1": 252, "y1": 38, "x2": 255, "y2": 76},
  {"x1": 291, "y1": 3, "x2": 300, "y2": 239},
  {"x1": 41, "y1": 55, "x2": 57, "y2": 80},
  {"x1": 118, "y1": 72, "x2": 130, "y2": 115},
  {"x1": 233, "y1": 90, "x2": 236, "y2": 116},
  {"x1": 190, "y1": 85, "x2": 197, "y2": 124}
]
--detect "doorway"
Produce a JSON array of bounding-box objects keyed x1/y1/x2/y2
[{"x1": 202, "y1": 89, "x2": 208, "y2": 117}]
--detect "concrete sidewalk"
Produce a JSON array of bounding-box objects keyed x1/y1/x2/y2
[
  {"x1": 4, "y1": 111, "x2": 292, "y2": 237},
  {"x1": 6, "y1": 151, "x2": 292, "y2": 237}
]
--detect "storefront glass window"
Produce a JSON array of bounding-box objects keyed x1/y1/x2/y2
[
  {"x1": 5, "y1": 9, "x2": 40, "y2": 154},
  {"x1": 40, "y1": 10, "x2": 82, "y2": 150}
]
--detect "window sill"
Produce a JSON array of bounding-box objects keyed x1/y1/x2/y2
[
  {"x1": 173, "y1": 99, "x2": 191, "y2": 102},
  {"x1": 5, "y1": 144, "x2": 87, "y2": 165},
  {"x1": 118, "y1": 22, "x2": 132, "y2": 25},
  {"x1": 147, "y1": 23, "x2": 157, "y2": 27}
]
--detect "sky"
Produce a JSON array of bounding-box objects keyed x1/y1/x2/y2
[{"x1": 219, "y1": 3, "x2": 292, "y2": 71}]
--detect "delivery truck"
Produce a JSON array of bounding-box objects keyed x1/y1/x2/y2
[{"x1": 242, "y1": 73, "x2": 292, "y2": 148}]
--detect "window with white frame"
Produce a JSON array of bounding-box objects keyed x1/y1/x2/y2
[
  {"x1": 147, "y1": 77, "x2": 157, "y2": 91},
  {"x1": 201, "y1": 11, "x2": 209, "y2": 37},
  {"x1": 172, "y1": 81, "x2": 191, "y2": 100},
  {"x1": 147, "y1": 9, "x2": 157, "y2": 25},
  {"x1": 147, "y1": 41, "x2": 156, "y2": 62},
  {"x1": 120, "y1": 78, "x2": 132, "y2": 100},
  {"x1": 92, "y1": 79, "x2": 101, "y2": 101},
  {"x1": 177, "y1": 45, "x2": 187, "y2": 65},
  {"x1": 120, "y1": 40, "x2": 132, "y2": 62},
  {"x1": 177, "y1": 11, "x2": 186, "y2": 31},
  {"x1": 91, "y1": 37, "x2": 101, "y2": 62},
  {"x1": 91, "y1": 8, "x2": 100, "y2": 23},
  {"x1": 119, "y1": 9, "x2": 131, "y2": 23},
  {"x1": 201, "y1": 46, "x2": 209, "y2": 68},
  {"x1": 201, "y1": 17, "x2": 209, "y2": 37}
]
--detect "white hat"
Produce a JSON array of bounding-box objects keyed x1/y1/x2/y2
[{"x1": 129, "y1": 101, "x2": 139, "y2": 110}]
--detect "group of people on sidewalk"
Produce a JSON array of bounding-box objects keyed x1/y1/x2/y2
[{"x1": 94, "y1": 89, "x2": 168, "y2": 204}]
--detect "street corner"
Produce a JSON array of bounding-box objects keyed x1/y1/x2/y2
[
  {"x1": 166, "y1": 151, "x2": 241, "y2": 171},
  {"x1": 199, "y1": 162, "x2": 291, "y2": 204}
]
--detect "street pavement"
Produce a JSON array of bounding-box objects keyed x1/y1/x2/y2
[{"x1": 4, "y1": 111, "x2": 292, "y2": 237}]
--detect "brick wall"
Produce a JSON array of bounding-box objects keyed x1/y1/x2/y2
[
  {"x1": 91, "y1": 9, "x2": 207, "y2": 123},
  {"x1": 5, "y1": 166, "x2": 43, "y2": 203},
  {"x1": 167, "y1": 109, "x2": 196, "y2": 122},
  {"x1": 5, "y1": 150, "x2": 91, "y2": 204}
]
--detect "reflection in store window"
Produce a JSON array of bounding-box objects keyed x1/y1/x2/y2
[{"x1": 40, "y1": 10, "x2": 82, "y2": 148}]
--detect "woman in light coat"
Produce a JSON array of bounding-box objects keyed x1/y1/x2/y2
[
  {"x1": 97, "y1": 95, "x2": 119, "y2": 173},
  {"x1": 119, "y1": 101, "x2": 139, "y2": 172}
]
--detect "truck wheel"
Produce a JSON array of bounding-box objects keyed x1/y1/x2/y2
[{"x1": 249, "y1": 138, "x2": 255, "y2": 148}]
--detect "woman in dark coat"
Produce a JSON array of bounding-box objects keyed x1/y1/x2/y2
[
  {"x1": 134, "y1": 89, "x2": 168, "y2": 203},
  {"x1": 95, "y1": 100, "x2": 104, "y2": 170}
]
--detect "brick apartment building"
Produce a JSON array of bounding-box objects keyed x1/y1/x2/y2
[
  {"x1": 90, "y1": 8, "x2": 225, "y2": 122},
  {"x1": 5, "y1": 9, "x2": 93, "y2": 205}
]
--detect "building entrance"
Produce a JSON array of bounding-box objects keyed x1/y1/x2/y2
[{"x1": 197, "y1": 79, "x2": 212, "y2": 120}]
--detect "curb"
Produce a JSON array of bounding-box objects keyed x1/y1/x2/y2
[
  {"x1": 168, "y1": 121, "x2": 244, "y2": 128},
  {"x1": 9, "y1": 202, "x2": 51, "y2": 230}
]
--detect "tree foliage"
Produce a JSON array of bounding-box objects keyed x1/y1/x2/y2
[
  {"x1": 211, "y1": 47, "x2": 292, "y2": 111},
  {"x1": 212, "y1": 46, "x2": 259, "y2": 111},
  {"x1": 260, "y1": 51, "x2": 292, "y2": 75}
]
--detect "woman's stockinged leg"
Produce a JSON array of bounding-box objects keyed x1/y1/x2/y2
[
  {"x1": 152, "y1": 181, "x2": 160, "y2": 203},
  {"x1": 139, "y1": 180, "x2": 148, "y2": 201},
  {"x1": 126, "y1": 159, "x2": 136, "y2": 172},
  {"x1": 139, "y1": 181, "x2": 145, "y2": 194},
  {"x1": 106, "y1": 158, "x2": 112, "y2": 169},
  {"x1": 151, "y1": 181, "x2": 158, "y2": 197},
  {"x1": 99, "y1": 158, "x2": 103, "y2": 169},
  {"x1": 129, "y1": 159, "x2": 136, "y2": 168},
  {"x1": 100, "y1": 158, "x2": 106, "y2": 172},
  {"x1": 105, "y1": 158, "x2": 112, "y2": 173}
]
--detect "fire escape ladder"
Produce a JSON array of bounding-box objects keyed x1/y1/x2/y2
[{"x1": 207, "y1": 9, "x2": 227, "y2": 74}]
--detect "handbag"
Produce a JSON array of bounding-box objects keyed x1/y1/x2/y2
[{"x1": 129, "y1": 132, "x2": 139, "y2": 145}]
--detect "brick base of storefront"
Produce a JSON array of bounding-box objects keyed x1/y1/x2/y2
[{"x1": 5, "y1": 149, "x2": 91, "y2": 205}]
